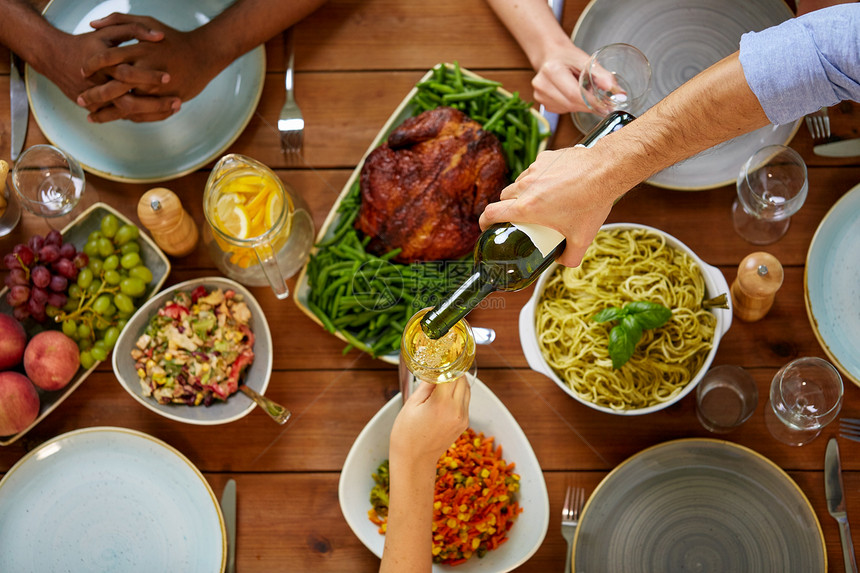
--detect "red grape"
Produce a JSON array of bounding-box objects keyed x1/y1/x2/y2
[
  {"x1": 27, "y1": 235, "x2": 44, "y2": 253},
  {"x1": 45, "y1": 230, "x2": 63, "y2": 246},
  {"x1": 3, "y1": 253, "x2": 21, "y2": 270},
  {"x1": 59, "y1": 243, "x2": 76, "y2": 259},
  {"x1": 30, "y1": 286, "x2": 49, "y2": 305},
  {"x1": 6, "y1": 285, "x2": 30, "y2": 307},
  {"x1": 31, "y1": 266, "x2": 51, "y2": 289},
  {"x1": 73, "y1": 252, "x2": 89, "y2": 269},
  {"x1": 12, "y1": 244, "x2": 35, "y2": 267},
  {"x1": 49, "y1": 275, "x2": 68, "y2": 293},
  {"x1": 7, "y1": 268, "x2": 28, "y2": 286},
  {"x1": 47, "y1": 292, "x2": 67, "y2": 308},
  {"x1": 54, "y1": 258, "x2": 78, "y2": 280},
  {"x1": 12, "y1": 306, "x2": 30, "y2": 321},
  {"x1": 39, "y1": 244, "x2": 61, "y2": 264}
]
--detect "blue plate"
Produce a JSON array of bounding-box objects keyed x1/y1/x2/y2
[
  {"x1": 0, "y1": 427, "x2": 225, "y2": 573},
  {"x1": 26, "y1": 0, "x2": 265, "y2": 183},
  {"x1": 805, "y1": 183, "x2": 860, "y2": 386}
]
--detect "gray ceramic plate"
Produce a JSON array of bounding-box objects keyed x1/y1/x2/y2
[
  {"x1": 572, "y1": 439, "x2": 826, "y2": 572},
  {"x1": 571, "y1": 0, "x2": 799, "y2": 190},
  {"x1": 26, "y1": 0, "x2": 265, "y2": 183}
]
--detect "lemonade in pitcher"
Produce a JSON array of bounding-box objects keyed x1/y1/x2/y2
[{"x1": 203, "y1": 154, "x2": 313, "y2": 299}]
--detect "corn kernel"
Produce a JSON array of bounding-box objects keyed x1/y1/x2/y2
[
  {"x1": 480, "y1": 468, "x2": 490, "y2": 479},
  {"x1": 471, "y1": 538, "x2": 480, "y2": 550},
  {"x1": 164, "y1": 352, "x2": 173, "y2": 361},
  {"x1": 433, "y1": 501, "x2": 442, "y2": 510},
  {"x1": 137, "y1": 368, "x2": 146, "y2": 378},
  {"x1": 431, "y1": 546, "x2": 442, "y2": 556}
]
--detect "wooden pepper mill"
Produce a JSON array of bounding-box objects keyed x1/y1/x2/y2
[
  {"x1": 731, "y1": 251, "x2": 784, "y2": 322},
  {"x1": 137, "y1": 187, "x2": 199, "y2": 257}
]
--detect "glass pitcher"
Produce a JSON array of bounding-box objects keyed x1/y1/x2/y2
[{"x1": 203, "y1": 154, "x2": 314, "y2": 299}]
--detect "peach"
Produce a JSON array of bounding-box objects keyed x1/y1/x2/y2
[
  {"x1": 0, "y1": 372, "x2": 40, "y2": 436},
  {"x1": 24, "y1": 331, "x2": 80, "y2": 391},
  {"x1": 0, "y1": 313, "x2": 27, "y2": 370}
]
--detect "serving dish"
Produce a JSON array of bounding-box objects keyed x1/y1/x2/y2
[
  {"x1": 111, "y1": 276, "x2": 273, "y2": 425},
  {"x1": 294, "y1": 63, "x2": 550, "y2": 364},
  {"x1": 26, "y1": 0, "x2": 265, "y2": 183},
  {"x1": 0, "y1": 426, "x2": 226, "y2": 573},
  {"x1": 339, "y1": 376, "x2": 549, "y2": 572},
  {"x1": 519, "y1": 222, "x2": 732, "y2": 415},
  {"x1": 571, "y1": 0, "x2": 799, "y2": 190},
  {"x1": 0, "y1": 202, "x2": 170, "y2": 446},
  {"x1": 571, "y1": 439, "x2": 826, "y2": 572},
  {"x1": 804, "y1": 182, "x2": 860, "y2": 386}
]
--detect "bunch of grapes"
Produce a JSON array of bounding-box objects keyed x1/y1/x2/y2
[
  {"x1": 3, "y1": 229, "x2": 87, "y2": 323},
  {"x1": 54, "y1": 215, "x2": 154, "y2": 369}
]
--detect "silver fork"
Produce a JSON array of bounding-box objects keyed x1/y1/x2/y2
[
  {"x1": 278, "y1": 27, "x2": 304, "y2": 160},
  {"x1": 805, "y1": 107, "x2": 831, "y2": 141},
  {"x1": 561, "y1": 486, "x2": 586, "y2": 573},
  {"x1": 839, "y1": 417, "x2": 860, "y2": 443}
]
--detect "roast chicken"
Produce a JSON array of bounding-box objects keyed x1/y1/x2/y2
[{"x1": 356, "y1": 106, "x2": 508, "y2": 263}]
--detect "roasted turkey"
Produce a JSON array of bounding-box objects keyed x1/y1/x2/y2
[{"x1": 355, "y1": 106, "x2": 508, "y2": 263}]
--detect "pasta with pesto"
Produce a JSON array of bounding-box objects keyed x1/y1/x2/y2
[{"x1": 535, "y1": 228, "x2": 716, "y2": 411}]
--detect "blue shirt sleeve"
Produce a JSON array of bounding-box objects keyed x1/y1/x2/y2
[{"x1": 739, "y1": 4, "x2": 860, "y2": 125}]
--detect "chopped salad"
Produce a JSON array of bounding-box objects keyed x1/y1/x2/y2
[{"x1": 131, "y1": 286, "x2": 255, "y2": 406}]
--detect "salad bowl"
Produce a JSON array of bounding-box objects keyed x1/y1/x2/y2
[{"x1": 112, "y1": 277, "x2": 272, "y2": 425}]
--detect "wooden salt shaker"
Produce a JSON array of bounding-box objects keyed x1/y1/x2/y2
[
  {"x1": 731, "y1": 252, "x2": 784, "y2": 322},
  {"x1": 137, "y1": 187, "x2": 199, "y2": 257}
]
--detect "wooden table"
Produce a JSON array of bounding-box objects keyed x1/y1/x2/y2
[{"x1": 2, "y1": 0, "x2": 860, "y2": 570}]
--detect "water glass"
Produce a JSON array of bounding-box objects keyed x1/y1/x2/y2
[
  {"x1": 764, "y1": 357, "x2": 843, "y2": 446},
  {"x1": 732, "y1": 145, "x2": 807, "y2": 245},
  {"x1": 579, "y1": 43, "x2": 652, "y2": 117},
  {"x1": 696, "y1": 365, "x2": 758, "y2": 433},
  {"x1": 10, "y1": 145, "x2": 86, "y2": 221}
]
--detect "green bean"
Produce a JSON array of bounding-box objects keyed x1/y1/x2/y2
[
  {"x1": 442, "y1": 86, "x2": 496, "y2": 104},
  {"x1": 307, "y1": 300, "x2": 336, "y2": 333},
  {"x1": 483, "y1": 95, "x2": 518, "y2": 131}
]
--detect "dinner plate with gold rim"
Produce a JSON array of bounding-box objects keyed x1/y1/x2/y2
[
  {"x1": 0, "y1": 427, "x2": 226, "y2": 573},
  {"x1": 572, "y1": 439, "x2": 825, "y2": 572},
  {"x1": 804, "y1": 182, "x2": 860, "y2": 386},
  {"x1": 571, "y1": 0, "x2": 799, "y2": 190}
]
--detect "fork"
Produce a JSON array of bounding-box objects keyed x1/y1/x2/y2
[
  {"x1": 804, "y1": 107, "x2": 830, "y2": 141},
  {"x1": 278, "y1": 27, "x2": 304, "y2": 160},
  {"x1": 839, "y1": 418, "x2": 860, "y2": 443},
  {"x1": 561, "y1": 486, "x2": 586, "y2": 573}
]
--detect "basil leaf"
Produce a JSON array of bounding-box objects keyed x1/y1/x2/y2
[
  {"x1": 626, "y1": 301, "x2": 672, "y2": 330},
  {"x1": 608, "y1": 324, "x2": 636, "y2": 369},
  {"x1": 621, "y1": 314, "x2": 642, "y2": 343},
  {"x1": 592, "y1": 306, "x2": 626, "y2": 323}
]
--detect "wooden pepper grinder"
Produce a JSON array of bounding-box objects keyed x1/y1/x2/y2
[
  {"x1": 731, "y1": 251, "x2": 784, "y2": 322},
  {"x1": 137, "y1": 187, "x2": 199, "y2": 257}
]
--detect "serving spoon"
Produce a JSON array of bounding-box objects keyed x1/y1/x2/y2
[{"x1": 240, "y1": 385, "x2": 291, "y2": 424}]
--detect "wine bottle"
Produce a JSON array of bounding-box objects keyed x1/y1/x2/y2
[{"x1": 420, "y1": 110, "x2": 636, "y2": 339}]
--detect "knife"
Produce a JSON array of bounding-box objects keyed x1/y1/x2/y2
[
  {"x1": 813, "y1": 137, "x2": 860, "y2": 158},
  {"x1": 9, "y1": 52, "x2": 28, "y2": 161},
  {"x1": 220, "y1": 479, "x2": 237, "y2": 573},
  {"x1": 825, "y1": 438, "x2": 858, "y2": 573}
]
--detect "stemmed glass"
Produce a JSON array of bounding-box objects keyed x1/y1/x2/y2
[
  {"x1": 732, "y1": 145, "x2": 808, "y2": 245},
  {"x1": 10, "y1": 145, "x2": 86, "y2": 228},
  {"x1": 764, "y1": 357, "x2": 843, "y2": 446},
  {"x1": 579, "y1": 43, "x2": 652, "y2": 117}
]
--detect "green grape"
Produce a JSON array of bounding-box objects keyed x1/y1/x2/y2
[
  {"x1": 68, "y1": 284, "x2": 83, "y2": 299},
  {"x1": 103, "y1": 255, "x2": 120, "y2": 271},
  {"x1": 62, "y1": 298, "x2": 79, "y2": 312},
  {"x1": 91, "y1": 345, "x2": 108, "y2": 362},
  {"x1": 114, "y1": 293, "x2": 135, "y2": 314},
  {"x1": 88, "y1": 257, "x2": 104, "y2": 275},
  {"x1": 83, "y1": 240, "x2": 99, "y2": 258},
  {"x1": 46, "y1": 305, "x2": 61, "y2": 318},
  {"x1": 80, "y1": 350, "x2": 95, "y2": 370},
  {"x1": 87, "y1": 230, "x2": 103, "y2": 242},
  {"x1": 119, "y1": 277, "x2": 146, "y2": 297},
  {"x1": 93, "y1": 294, "x2": 112, "y2": 315},
  {"x1": 62, "y1": 320, "x2": 78, "y2": 338},
  {"x1": 77, "y1": 323, "x2": 92, "y2": 339},
  {"x1": 97, "y1": 237, "x2": 114, "y2": 258},
  {"x1": 129, "y1": 266, "x2": 153, "y2": 284},
  {"x1": 120, "y1": 242, "x2": 140, "y2": 255},
  {"x1": 87, "y1": 279, "x2": 103, "y2": 296},
  {"x1": 120, "y1": 252, "x2": 141, "y2": 269},
  {"x1": 77, "y1": 268, "x2": 94, "y2": 289},
  {"x1": 104, "y1": 270, "x2": 122, "y2": 285},
  {"x1": 103, "y1": 326, "x2": 120, "y2": 349},
  {"x1": 115, "y1": 224, "x2": 140, "y2": 245},
  {"x1": 116, "y1": 318, "x2": 129, "y2": 331},
  {"x1": 100, "y1": 214, "x2": 119, "y2": 238},
  {"x1": 78, "y1": 338, "x2": 93, "y2": 351}
]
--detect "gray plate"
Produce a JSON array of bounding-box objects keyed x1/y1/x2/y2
[
  {"x1": 571, "y1": 0, "x2": 799, "y2": 190},
  {"x1": 572, "y1": 439, "x2": 826, "y2": 572}
]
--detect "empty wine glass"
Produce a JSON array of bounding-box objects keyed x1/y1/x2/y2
[
  {"x1": 764, "y1": 356, "x2": 843, "y2": 446},
  {"x1": 11, "y1": 145, "x2": 86, "y2": 225},
  {"x1": 579, "y1": 43, "x2": 652, "y2": 118},
  {"x1": 732, "y1": 145, "x2": 808, "y2": 245}
]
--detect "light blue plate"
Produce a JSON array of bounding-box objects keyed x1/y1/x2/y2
[
  {"x1": 805, "y1": 183, "x2": 860, "y2": 386},
  {"x1": 26, "y1": 0, "x2": 265, "y2": 183},
  {"x1": 0, "y1": 427, "x2": 225, "y2": 573}
]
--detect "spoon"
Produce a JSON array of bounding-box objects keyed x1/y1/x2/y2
[{"x1": 240, "y1": 385, "x2": 291, "y2": 424}]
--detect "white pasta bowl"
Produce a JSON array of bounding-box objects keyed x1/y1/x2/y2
[{"x1": 519, "y1": 223, "x2": 732, "y2": 416}]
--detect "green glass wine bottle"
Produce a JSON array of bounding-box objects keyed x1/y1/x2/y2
[{"x1": 420, "y1": 110, "x2": 636, "y2": 339}]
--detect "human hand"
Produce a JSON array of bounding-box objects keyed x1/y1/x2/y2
[
  {"x1": 531, "y1": 42, "x2": 594, "y2": 114},
  {"x1": 390, "y1": 378, "x2": 470, "y2": 469}
]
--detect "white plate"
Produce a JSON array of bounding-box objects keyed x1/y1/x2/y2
[
  {"x1": 571, "y1": 0, "x2": 799, "y2": 190},
  {"x1": 338, "y1": 377, "x2": 549, "y2": 572},
  {"x1": 804, "y1": 182, "x2": 860, "y2": 386},
  {"x1": 112, "y1": 277, "x2": 273, "y2": 425},
  {"x1": 572, "y1": 439, "x2": 825, "y2": 572},
  {"x1": 27, "y1": 0, "x2": 265, "y2": 183},
  {"x1": 0, "y1": 427, "x2": 226, "y2": 573}
]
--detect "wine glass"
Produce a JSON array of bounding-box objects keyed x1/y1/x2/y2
[
  {"x1": 579, "y1": 43, "x2": 652, "y2": 118},
  {"x1": 10, "y1": 145, "x2": 86, "y2": 227},
  {"x1": 732, "y1": 145, "x2": 808, "y2": 245},
  {"x1": 764, "y1": 357, "x2": 843, "y2": 446}
]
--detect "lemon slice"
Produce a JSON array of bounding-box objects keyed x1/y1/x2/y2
[
  {"x1": 265, "y1": 191, "x2": 285, "y2": 228},
  {"x1": 214, "y1": 193, "x2": 241, "y2": 223},
  {"x1": 218, "y1": 205, "x2": 250, "y2": 239}
]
